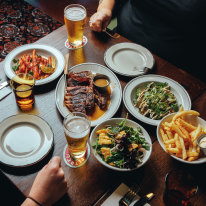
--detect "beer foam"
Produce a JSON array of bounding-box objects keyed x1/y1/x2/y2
[
  {"x1": 65, "y1": 117, "x2": 90, "y2": 138},
  {"x1": 64, "y1": 7, "x2": 86, "y2": 21}
]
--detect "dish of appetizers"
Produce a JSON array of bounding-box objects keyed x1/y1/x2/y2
[
  {"x1": 90, "y1": 117, "x2": 152, "y2": 171},
  {"x1": 55, "y1": 63, "x2": 122, "y2": 127},
  {"x1": 123, "y1": 74, "x2": 191, "y2": 126},
  {"x1": 157, "y1": 108, "x2": 206, "y2": 164},
  {"x1": 4, "y1": 44, "x2": 65, "y2": 85}
]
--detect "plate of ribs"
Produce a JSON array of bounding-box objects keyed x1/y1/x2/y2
[{"x1": 55, "y1": 63, "x2": 122, "y2": 127}]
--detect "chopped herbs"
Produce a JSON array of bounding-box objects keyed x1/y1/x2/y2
[
  {"x1": 133, "y1": 82, "x2": 179, "y2": 120},
  {"x1": 92, "y1": 117, "x2": 150, "y2": 169},
  {"x1": 12, "y1": 64, "x2": 20, "y2": 71}
]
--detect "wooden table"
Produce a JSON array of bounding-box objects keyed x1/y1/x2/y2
[{"x1": 1, "y1": 1, "x2": 206, "y2": 205}]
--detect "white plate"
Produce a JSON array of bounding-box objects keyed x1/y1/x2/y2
[
  {"x1": 4, "y1": 44, "x2": 65, "y2": 86},
  {"x1": 104, "y1": 42, "x2": 154, "y2": 77},
  {"x1": 157, "y1": 113, "x2": 206, "y2": 164},
  {"x1": 123, "y1": 74, "x2": 191, "y2": 126},
  {"x1": 90, "y1": 118, "x2": 152, "y2": 171},
  {"x1": 0, "y1": 114, "x2": 54, "y2": 167},
  {"x1": 55, "y1": 63, "x2": 122, "y2": 127}
]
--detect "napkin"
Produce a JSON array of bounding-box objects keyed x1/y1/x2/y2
[
  {"x1": 101, "y1": 183, "x2": 150, "y2": 206},
  {"x1": 0, "y1": 86, "x2": 12, "y2": 100}
]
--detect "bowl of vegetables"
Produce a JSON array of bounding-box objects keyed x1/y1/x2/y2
[{"x1": 90, "y1": 117, "x2": 152, "y2": 171}]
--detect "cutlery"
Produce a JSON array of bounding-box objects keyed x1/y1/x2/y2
[
  {"x1": 0, "y1": 81, "x2": 9, "y2": 90},
  {"x1": 64, "y1": 53, "x2": 69, "y2": 86},
  {"x1": 119, "y1": 186, "x2": 140, "y2": 206},
  {"x1": 104, "y1": 29, "x2": 120, "y2": 39},
  {"x1": 133, "y1": 192, "x2": 155, "y2": 206}
]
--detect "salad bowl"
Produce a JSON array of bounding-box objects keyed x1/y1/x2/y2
[{"x1": 90, "y1": 118, "x2": 152, "y2": 171}]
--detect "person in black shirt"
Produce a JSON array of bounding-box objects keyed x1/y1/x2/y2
[{"x1": 90, "y1": 0, "x2": 206, "y2": 81}]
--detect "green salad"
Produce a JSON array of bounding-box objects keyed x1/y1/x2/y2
[
  {"x1": 133, "y1": 82, "x2": 179, "y2": 120},
  {"x1": 92, "y1": 117, "x2": 150, "y2": 169}
]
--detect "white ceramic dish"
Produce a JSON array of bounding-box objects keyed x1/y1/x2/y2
[
  {"x1": 4, "y1": 44, "x2": 65, "y2": 85},
  {"x1": 0, "y1": 114, "x2": 54, "y2": 167},
  {"x1": 55, "y1": 63, "x2": 122, "y2": 127},
  {"x1": 104, "y1": 42, "x2": 154, "y2": 77},
  {"x1": 123, "y1": 74, "x2": 191, "y2": 126},
  {"x1": 90, "y1": 118, "x2": 152, "y2": 171},
  {"x1": 157, "y1": 113, "x2": 206, "y2": 164}
]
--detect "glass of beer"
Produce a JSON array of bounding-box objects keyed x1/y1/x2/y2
[
  {"x1": 64, "y1": 4, "x2": 87, "y2": 48},
  {"x1": 63, "y1": 112, "x2": 91, "y2": 161},
  {"x1": 10, "y1": 73, "x2": 35, "y2": 111},
  {"x1": 163, "y1": 170, "x2": 198, "y2": 206}
]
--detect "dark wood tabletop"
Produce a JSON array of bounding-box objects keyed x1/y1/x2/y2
[{"x1": 1, "y1": 0, "x2": 206, "y2": 206}]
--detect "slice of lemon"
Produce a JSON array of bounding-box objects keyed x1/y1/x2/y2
[
  {"x1": 16, "y1": 85, "x2": 32, "y2": 98},
  {"x1": 40, "y1": 66, "x2": 55, "y2": 74}
]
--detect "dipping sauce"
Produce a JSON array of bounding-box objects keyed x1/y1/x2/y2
[
  {"x1": 94, "y1": 78, "x2": 109, "y2": 87},
  {"x1": 199, "y1": 136, "x2": 206, "y2": 148}
]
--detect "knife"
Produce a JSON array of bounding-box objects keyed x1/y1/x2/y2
[
  {"x1": 134, "y1": 193, "x2": 155, "y2": 206},
  {"x1": 0, "y1": 81, "x2": 9, "y2": 90}
]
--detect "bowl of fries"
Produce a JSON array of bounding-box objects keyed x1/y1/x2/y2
[{"x1": 157, "y1": 108, "x2": 206, "y2": 164}]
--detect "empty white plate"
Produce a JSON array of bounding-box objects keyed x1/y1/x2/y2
[
  {"x1": 104, "y1": 42, "x2": 154, "y2": 76},
  {"x1": 0, "y1": 114, "x2": 54, "y2": 167}
]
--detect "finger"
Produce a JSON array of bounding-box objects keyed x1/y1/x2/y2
[
  {"x1": 49, "y1": 156, "x2": 61, "y2": 168},
  {"x1": 102, "y1": 20, "x2": 110, "y2": 31}
]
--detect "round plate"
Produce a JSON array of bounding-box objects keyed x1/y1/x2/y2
[
  {"x1": 104, "y1": 42, "x2": 154, "y2": 77},
  {"x1": 157, "y1": 113, "x2": 206, "y2": 164},
  {"x1": 0, "y1": 114, "x2": 54, "y2": 167},
  {"x1": 123, "y1": 74, "x2": 191, "y2": 126},
  {"x1": 90, "y1": 118, "x2": 152, "y2": 171},
  {"x1": 55, "y1": 63, "x2": 122, "y2": 127},
  {"x1": 3, "y1": 44, "x2": 65, "y2": 86}
]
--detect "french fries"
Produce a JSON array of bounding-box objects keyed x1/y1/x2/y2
[{"x1": 159, "y1": 108, "x2": 206, "y2": 161}]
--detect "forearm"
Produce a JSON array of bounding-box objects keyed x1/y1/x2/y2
[{"x1": 97, "y1": 0, "x2": 115, "y2": 13}]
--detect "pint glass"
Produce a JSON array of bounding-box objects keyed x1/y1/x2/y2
[
  {"x1": 64, "y1": 4, "x2": 86, "y2": 47},
  {"x1": 63, "y1": 112, "x2": 91, "y2": 159}
]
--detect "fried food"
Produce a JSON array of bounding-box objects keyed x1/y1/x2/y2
[{"x1": 159, "y1": 108, "x2": 206, "y2": 161}]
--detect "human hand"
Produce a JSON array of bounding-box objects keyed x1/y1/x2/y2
[
  {"x1": 89, "y1": 8, "x2": 112, "y2": 32},
  {"x1": 23, "y1": 156, "x2": 68, "y2": 206}
]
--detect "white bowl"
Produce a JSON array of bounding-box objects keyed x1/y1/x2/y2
[
  {"x1": 157, "y1": 113, "x2": 206, "y2": 164},
  {"x1": 4, "y1": 43, "x2": 65, "y2": 86},
  {"x1": 90, "y1": 118, "x2": 152, "y2": 171}
]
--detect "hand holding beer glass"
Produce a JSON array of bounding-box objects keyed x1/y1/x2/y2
[
  {"x1": 64, "y1": 4, "x2": 87, "y2": 49},
  {"x1": 63, "y1": 112, "x2": 91, "y2": 168}
]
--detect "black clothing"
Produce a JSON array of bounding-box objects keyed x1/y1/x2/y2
[{"x1": 116, "y1": 0, "x2": 206, "y2": 81}]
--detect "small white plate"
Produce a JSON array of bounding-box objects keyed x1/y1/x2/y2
[
  {"x1": 0, "y1": 114, "x2": 54, "y2": 167},
  {"x1": 123, "y1": 75, "x2": 191, "y2": 126},
  {"x1": 104, "y1": 42, "x2": 154, "y2": 77},
  {"x1": 55, "y1": 63, "x2": 122, "y2": 127},
  {"x1": 4, "y1": 44, "x2": 65, "y2": 86},
  {"x1": 157, "y1": 113, "x2": 206, "y2": 164},
  {"x1": 90, "y1": 118, "x2": 152, "y2": 171}
]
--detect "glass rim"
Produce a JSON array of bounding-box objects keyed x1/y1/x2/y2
[
  {"x1": 165, "y1": 170, "x2": 199, "y2": 195},
  {"x1": 63, "y1": 112, "x2": 91, "y2": 133},
  {"x1": 64, "y1": 4, "x2": 86, "y2": 14},
  {"x1": 10, "y1": 73, "x2": 35, "y2": 92}
]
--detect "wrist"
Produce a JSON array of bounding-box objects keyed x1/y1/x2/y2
[{"x1": 21, "y1": 197, "x2": 40, "y2": 206}]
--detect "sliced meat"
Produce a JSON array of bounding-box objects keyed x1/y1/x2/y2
[
  {"x1": 94, "y1": 88, "x2": 108, "y2": 110},
  {"x1": 67, "y1": 71, "x2": 93, "y2": 87}
]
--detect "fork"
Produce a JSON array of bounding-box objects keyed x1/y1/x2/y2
[{"x1": 119, "y1": 185, "x2": 140, "y2": 206}]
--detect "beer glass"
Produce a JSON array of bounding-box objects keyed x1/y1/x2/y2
[
  {"x1": 64, "y1": 4, "x2": 87, "y2": 48},
  {"x1": 163, "y1": 170, "x2": 198, "y2": 206},
  {"x1": 63, "y1": 112, "x2": 91, "y2": 160},
  {"x1": 10, "y1": 73, "x2": 35, "y2": 111}
]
